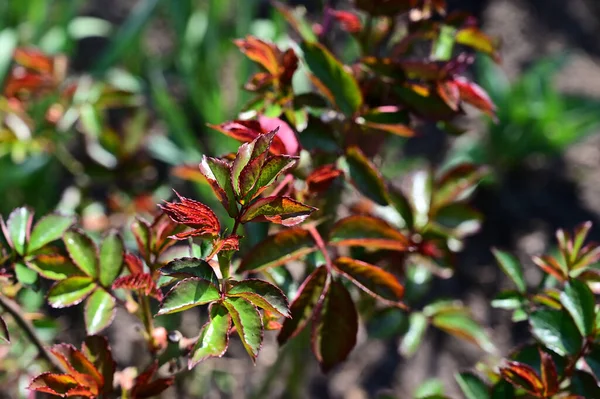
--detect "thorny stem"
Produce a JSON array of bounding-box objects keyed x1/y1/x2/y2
[{"x1": 0, "y1": 295, "x2": 67, "y2": 373}]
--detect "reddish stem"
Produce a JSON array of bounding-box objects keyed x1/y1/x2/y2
[{"x1": 307, "y1": 224, "x2": 332, "y2": 270}]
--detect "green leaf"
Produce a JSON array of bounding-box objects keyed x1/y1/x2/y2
[
  {"x1": 160, "y1": 257, "x2": 218, "y2": 286},
  {"x1": 200, "y1": 156, "x2": 238, "y2": 217},
  {"x1": 189, "y1": 303, "x2": 231, "y2": 368},
  {"x1": 0, "y1": 29, "x2": 17, "y2": 88},
  {"x1": 63, "y1": 229, "x2": 98, "y2": 278},
  {"x1": 389, "y1": 187, "x2": 414, "y2": 230},
  {"x1": 2, "y1": 207, "x2": 33, "y2": 255},
  {"x1": 301, "y1": 41, "x2": 363, "y2": 116},
  {"x1": 414, "y1": 378, "x2": 445, "y2": 399},
  {"x1": 492, "y1": 249, "x2": 527, "y2": 293},
  {"x1": 27, "y1": 254, "x2": 86, "y2": 281},
  {"x1": 28, "y1": 214, "x2": 75, "y2": 254},
  {"x1": 312, "y1": 279, "x2": 358, "y2": 373},
  {"x1": 99, "y1": 230, "x2": 124, "y2": 287},
  {"x1": 246, "y1": 155, "x2": 297, "y2": 200},
  {"x1": 85, "y1": 289, "x2": 116, "y2": 335},
  {"x1": 278, "y1": 266, "x2": 328, "y2": 345},
  {"x1": 333, "y1": 257, "x2": 404, "y2": 304},
  {"x1": 0, "y1": 315, "x2": 9, "y2": 343},
  {"x1": 223, "y1": 297, "x2": 263, "y2": 360},
  {"x1": 491, "y1": 290, "x2": 525, "y2": 310},
  {"x1": 432, "y1": 164, "x2": 484, "y2": 211},
  {"x1": 157, "y1": 278, "x2": 220, "y2": 315},
  {"x1": 455, "y1": 372, "x2": 490, "y2": 399},
  {"x1": 329, "y1": 215, "x2": 409, "y2": 251},
  {"x1": 431, "y1": 309, "x2": 496, "y2": 353},
  {"x1": 410, "y1": 169, "x2": 433, "y2": 229},
  {"x1": 240, "y1": 196, "x2": 316, "y2": 226},
  {"x1": 131, "y1": 217, "x2": 151, "y2": 259},
  {"x1": 529, "y1": 309, "x2": 582, "y2": 356},
  {"x1": 346, "y1": 146, "x2": 389, "y2": 206},
  {"x1": 227, "y1": 279, "x2": 290, "y2": 318},
  {"x1": 15, "y1": 262, "x2": 38, "y2": 286},
  {"x1": 400, "y1": 312, "x2": 428, "y2": 357},
  {"x1": 570, "y1": 370, "x2": 600, "y2": 398},
  {"x1": 560, "y1": 280, "x2": 596, "y2": 336},
  {"x1": 237, "y1": 227, "x2": 316, "y2": 272},
  {"x1": 231, "y1": 142, "x2": 254, "y2": 197},
  {"x1": 584, "y1": 346, "x2": 600, "y2": 381},
  {"x1": 47, "y1": 276, "x2": 96, "y2": 308}
]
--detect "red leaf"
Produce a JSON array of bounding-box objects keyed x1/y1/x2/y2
[
  {"x1": 241, "y1": 196, "x2": 316, "y2": 226},
  {"x1": 113, "y1": 273, "x2": 163, "y2": 301},
  {"x1": 312, "y1": 279, "x2": 358, "y2": 373},
  {"x1": 305, "y1": 164, "x2": 343, "y2": 195},
  {"x1": 130, "y1": 361, "x2": 175, "y2": 399},
  {"x1": 82, "y1": 336, "x2": 116, "y2": 395},
  {"x1": 330, "y1": 10, "x2": 363, "y2": 33},
  {"x1": 500, "y1": 361, "x2": 544, "y2": 395},
  {"x1": 124, "y1": 253, "x2": 144, "y2": 275},
  {"x1": 333, "y1": 257, "x2": 405, "y2": 305},
  {"x1": 28, "y1": 373, "x2": 90, "y2": 397},
  {"x1": 533, "y1": 255, "x2": 567, "y2": 282},
  {"x1": 540, "y1": 348, "x2": 559, "y2": 396},
  {"x1": 234, "y1": 36, "x2": 282, "y2": 76},
  {"x1": 50, "y1": 344, "x2": 103, "y2": 392},
  {"x1": 437, "y1": 80, "x2": 460, "y2": 111},
  {"x1": 158, "y1": 191, "x2": 220, "y2": 239},
  {"x1": 453, "y1": 76, "x2": 496, "y2": 119},
  {"x1": 278, "y1": 266, "x2": 328, "y2": 345},
  {"x1": 209, "y1": 120, "x2": 289, "y2": 155}
]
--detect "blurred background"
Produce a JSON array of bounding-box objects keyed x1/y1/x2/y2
[{"x1": 1, "y1": 0, "x2": 600, "y2": 398}]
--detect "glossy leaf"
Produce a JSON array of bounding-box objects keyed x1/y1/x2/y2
[
  {"x1": 223, "y1": 297, "x2": 263, "y2": 360},
  {"x1": 85, "y1": 289, "x2": 116, "y2": 335},
  {"x1": 131, "y1": 218, "x2": 151, "y2": 259},
  {"x1": 560, "y1": 280, "x2": 596, "y2": 336},
  {"x1": 159, "y1": 191, "x2": 220, "y2": 239},
  {"x1": 240, "y1": 196, "x2": 316, "y2": 226},
  {"x1": 82, "y1": 336, "x2": 116, "y2": 395},
  {"x1": 456, "y1": 372, "x2": 490, "y2": 399},
  {"x1": 189, "y1": 303, "x2": 231, "y2": 368},
  {"x1": 160, "y1": 257, "x2": 218, "y2": 286},
  {"x1": 500, "y1": 361, "x2": 543, "y2": 395},
  {"x1": 63, "y1": 230, "x2": 99, "y2": 278},
  {"x1": 492, "y1": 249, "x2": 526, "y2": 294},
  {"x1": 28, "y1": 214, "x2": 75, "y2": 254},
  {"x1": 346, "y1": 146, "x2": 389, "y2": 206},
  {"x1": 529, "y1": 309, "x2": 582, "y2": 356},
  {"x1": 248, "y1": 155, "x2": 297, "y2": 199},
  {"x1": 157, "y1": 278, "x2": 220, "y2": 315},
  {"x1": 399, "y1": 312, "x2": 428, "y2": 357},
  {"x1": 312, "y1": 280, "x2": 358, "y2": 373},
  {"x1": 455, "y1": 27, "x2": 499, "y2": 61},
  {"x1": 227, "y1": 279, "x2": 290, "y2": 318},
  {"x1": 333, "y1": 257, "x2": 404, "y2": 304},
  {"x1": 2, "y1": 207, "x2": 33, "y2": 255},
  {"x1": 539, "y1": 349, "x2": 559, "y2": 396},
  {"x1": 28, "y1": 373, "x2": 88, "y2": 396},
  {"x1": 112, "y1": 273, "x2": 163, "y2": 301},
  {"x1": 305, "y1": 164, "x2": 344, "y2": 195},
  {"x1": 454, "y1": 77, "x2": 496, "y2": 119},
  {"x1": 200, "y1": 156, "x2": 238, "y2": 217},
  {"x1": 301, "y1": 41, "x2": 362, "y2": 116},
  {"x1": 389, "y1": 187, "x2": 414, "y2": 229},
  {"x1": 584, "y1": 346, "x2": 600, "y2": 381},
  {"x1": 47, "y1": 276, "x2": 97, "y2": 308},
  {"x1": 238, "y1": 228, "x2": 316, "y2": 272},
  {"x1": 278, "y1": 266, "x2": 328, "y2": 345},
  {"x1": 27, "y1": 254, "x2": 84, "y2": 281},
  {"x1": 99, "y1": 231, "x2": 124, "y2": 287},
  {"x1": 15, "y1": 262, "x2": 38, "y2": 285},
  {"x1": 329, "y1": 215, "x2": 409, "y2": 251}
]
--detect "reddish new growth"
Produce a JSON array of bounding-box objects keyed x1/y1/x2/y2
[{"x1": 159, "y1": 191, "x2": 221, "y2": 240}]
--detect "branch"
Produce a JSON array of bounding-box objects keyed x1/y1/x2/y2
[{"x1": 0, "y1": 295, "x2": 66, "y2": 373}]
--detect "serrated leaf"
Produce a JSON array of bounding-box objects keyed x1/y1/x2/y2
[
  {"x1": 131, "y1": 218, "x2": 151, "y2": 260},
  {"x1": 27, "y1": 254, "x2": 84, "y2": 281},
  {"x1": 560, "y1": 280, "x2": 596, "y2": 336},
  {"x1": 99, "y1": 231, "x2": 124, "y2": 287},
  {"x1": 3, "y1": 207, "x2": 33, "y2": 255},
  {"x1": 239, "y1": 150, "x2": 269, "y2": 199},
  {"x1": 112, "y1": 273, "x2": 163, "y2": 301},
  {"x1": 200, "y1": 156, "x2": 238, "y2": 217},
  {"x1": 333, "y1": 257, "x2": 404, "y2": 304},
  {"x1": 432, "y1": 309, "x2": 496, "y2": 353},
  {"x1": 157, "y1": 278, "x2": 220, "y2": 315},
  {"x1": 0, "y1": 315, "x2": 8, "y2": 343},
  {"x1": 28, "y1": 214, "x2": 75, "y2": 254},
  {"x1": 50, "y1": 343, "x2": 103, "y2": 387},
  {"x1": 82, "y1": 336, "x2": 116, "y2": 394},
  {"x1": 231, "y1": 142, "x2": 254, "y2": 197},
  {"x1": 238, "y1": 227, "x2": 316, "y2": 272},
  {"x1": 227, "y1": 279, "x2": 290, "y2": 318},
  {"x1": 345, "y1": 146, "x2": 389, "y2": 206},
  {"x1": 189, "y1": 303, "x2": 231, "y2": 368},
  {"x1": 456, "y1": 372, "x2": 490, "y2": 399},
  {"x1": 301, "y1": 41, "x2": 362, "y2": 116},
  {"x1": 329, "y1": 215, "x2": 409, "y2": 251},
  {"x1": 312, "y1": 279, "x2": 358, "y2": 373},
  {"x1": 240, "y1": 196, "x2": 316, "y2": 226},
  {"x1": 278, "y1": 266, "x2": 328, "y2": 345},
  {"x1": 246, "y1": 155, "x2": 297, "y2": 200},
  {"x1": 400, "y1": 312, "x2": 428, "y2": 357},
  {"x1": 500, "y1": 361, "x2": 543, "y2": 396},
  {"x1": 492, "y1": 249, "x2": 526, "y2": 294},
  {"x1": 47, "y1": 276, "x2": 96, "y2": 308},
  {"x1": 63, "y1": 230, "x2": 98, "y2": 278},
  {"x1": 27, "y1": 373, "x2": 87, "y2": 396},
  {"x1": 223, "y1": 297, "x2": 263, "y2": 360},
  {"x1": 160, "y1": 257, "x2": 218, "y2": 286},
  {"x1": 85, "y1": 289, "x2": 116, "y2": 335},
  {"x1": 539, "y1": 348, "x2": 559, "y2": 396},
  {"x1": 529, "y1": 309, "x2": 582, "y2": 356}
]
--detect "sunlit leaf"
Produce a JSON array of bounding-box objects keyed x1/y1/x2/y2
[
  {"x1": 85, "y1": 289, "x2": 116, "y2": 335},
  {"x1": 82, "y1": 336, "x2": 116, "y2": 395},
  {"x1": 329, "y1": 215, "x2": 409, "y2": 251},
  {"x1": 227, "y1": 279, "x2": 290, "y2": 318},
  {"x1": 529, "y1": 309, "x2": 582, "y2": 356},
  {"x1": 240, "y1": 196, "x2": 316, "y2": 226},
  {"x1": 399, "y1": 312, "x2": 428, "y2": 357},
  {"x1": 500, "y1": 361, "x2": 543, "y2": 396},
  {"x1": 47, "y1": 276, "x2": 97, "y2": 308},
  {"x1": 28, "y1": 214, "x2": 75, "y2": 254},
  {"x1": 223, "y1": 297, "x2": 263, "y2": 360},
  {"x1": 99, "y1": 230, "x2": 124, "y2": 287},
  {"x1": 560, "y1": 280, "x2": 596, "y2": 337},
  {"x1": 63, "y1": 229, "x2": 99, "y2": 278},
  {"x1": 160, "y1": 257, "x2": 218, "y2": 286},
  {"x1": 157, "y1": 278, "x2": 220, "y2": 315},
  {"x1": 158, "y1": 191, "x2": 221, "y2": 239},
  {"x1": 189, "y1": 303, "x2": 231, "y2": 368},
  {"x1": 346, "y1": 146, "x2": 389, "y2": 206},
  {"x1": 27, "y1": 254, "x2": 85, "y2": 281},
  {"x1": 1, "y1": 207, "x2": 33, "y2": 255}
]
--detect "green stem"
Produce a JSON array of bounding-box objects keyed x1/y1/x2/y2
[
  {"x1": 139, "y1": 293, "x2": 157, "y2": 352},
  {"x1": 0, "y1": 295, "x2": 67, "y2": 373}
]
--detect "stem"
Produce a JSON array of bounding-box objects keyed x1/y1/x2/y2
[
  {"x1": 319, "y1": 0, "x2": 337, "y2": 43},
  {"x1": 0, "y1": 295, "x2": 67, "y2": 373},
  {"x1": 139, "y1": 293, "x2": 157, "y2": 352},
  {"x1": 307, "y1": 224, "x2": 332, "y2": 270},
  {"x1": 269, "y1": 174, "x2": 293, "y2": 198}
]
